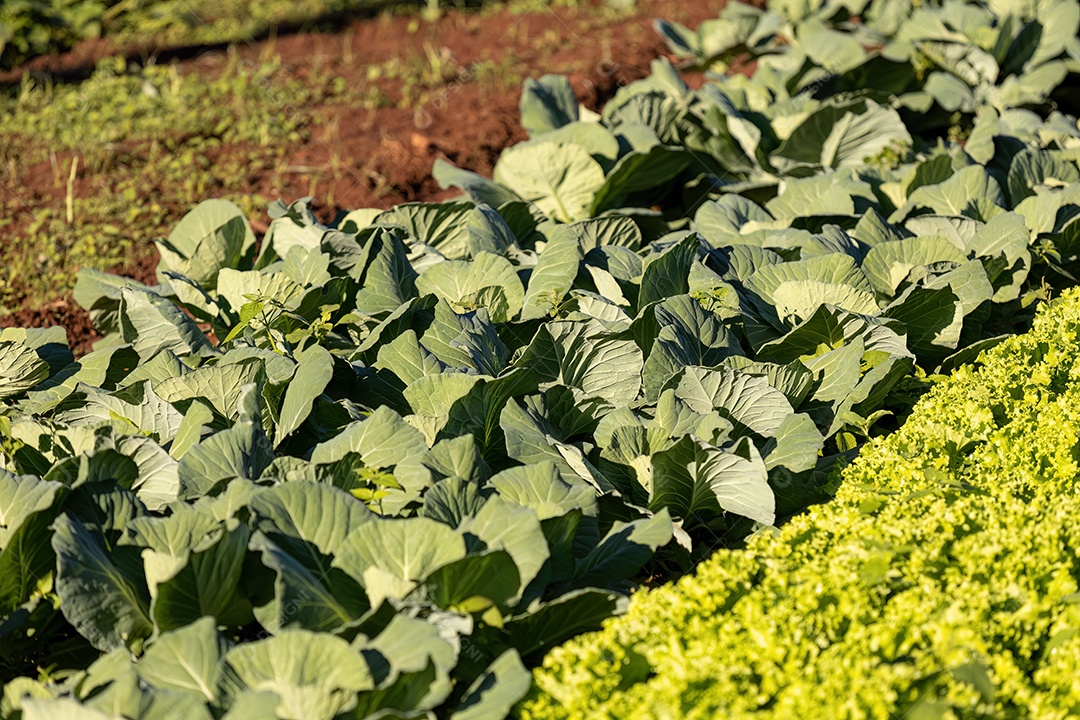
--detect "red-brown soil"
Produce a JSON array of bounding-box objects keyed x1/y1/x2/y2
[{"x1": 1, "y1": 0, "x2": 726, "y2": 354}]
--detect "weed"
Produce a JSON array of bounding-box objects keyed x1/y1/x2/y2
[{"x1": 0, "y1": 54, "x2": 335, "y2": 312}]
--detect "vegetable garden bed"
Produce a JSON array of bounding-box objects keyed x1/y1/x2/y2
[
  {"x1": 2, "y1": 0, "x2": 1080, "y2": 717},
  {"x1": 522, "y1": 284, "x2": 1080, "y2": 719}
]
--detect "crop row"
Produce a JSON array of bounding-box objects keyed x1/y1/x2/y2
[
  {"x1": 0, "y1": 0, "x2": 444, "y2": 69},
  {"x1": 521, "y1": 284, "x2": 1080, "y2": 719},
  {"x1": 2, "y1": 0, "x2": 1080, "y2": 717}
]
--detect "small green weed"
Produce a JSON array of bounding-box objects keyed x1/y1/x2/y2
[{"x1": 0, "y1": 52, "x2": 339, "y2": 312}]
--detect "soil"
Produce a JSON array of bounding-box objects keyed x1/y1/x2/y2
[{"x1": 1, "y1": 0, "x2": 727, "y2": 355}]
